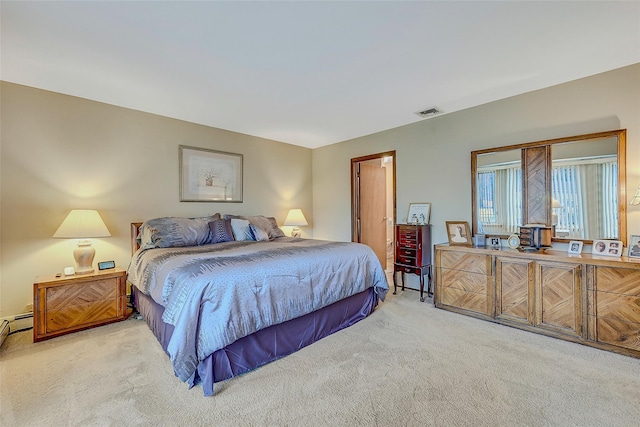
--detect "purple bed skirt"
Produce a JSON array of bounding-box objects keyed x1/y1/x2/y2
[{"x1": 132, "y1": 286, "x2": 379, "y2": 396}]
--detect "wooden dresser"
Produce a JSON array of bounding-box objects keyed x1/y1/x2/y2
[
  {"x1": 434, "y1": 244, "x2": 640, "y2": 358},
  {"x1": 33, "y1": 268, "x2": 128, "y2": 342},
  {"x1": 394, "y1": 224, "x2": 432, "y2": 301}
]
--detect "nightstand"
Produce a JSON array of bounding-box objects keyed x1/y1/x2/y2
[{"x1": 33, "y1": 268, "x2": 128, "y2": 342}]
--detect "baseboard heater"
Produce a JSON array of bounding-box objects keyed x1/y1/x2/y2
[
  {"x1": 0, "y1": 312, "x2": 34, "y2": 348},
  {"x1": 0, "y1": 320, "x2": 10, "y2": 348}
]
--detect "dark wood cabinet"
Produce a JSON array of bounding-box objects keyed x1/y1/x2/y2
[{"x1": 393, "y1": 224, "x2": 432, "y2": 302}]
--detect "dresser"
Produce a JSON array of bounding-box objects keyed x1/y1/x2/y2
[
  {"x1": 33, "y1": 268, "x2": 128, "y2": 342},
  {"x1": 393, "y1": 224, "x2": 432, "y2": 301},
  {"x1": 434, "y1": 244, "x2": 640, "y2": 358}
]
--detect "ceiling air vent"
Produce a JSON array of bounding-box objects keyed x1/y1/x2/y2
[{"x1": 414, "y1": 107, "x2": 442, "y2": 118}]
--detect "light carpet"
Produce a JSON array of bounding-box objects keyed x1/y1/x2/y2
[{"x1": 1, "y1": 289, "x2": 639, "y2": 427}]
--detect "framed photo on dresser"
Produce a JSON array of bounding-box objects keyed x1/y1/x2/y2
[
  {"x1": 629, "y1": 235, "x2": 640, "y2": 258},
  {"x1": 446, "y1": 221, "x2": 471, "y2": 246}
]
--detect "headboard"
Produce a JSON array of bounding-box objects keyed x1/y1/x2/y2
[{"x1": 131, "y1": 222, "x2": 142, "y2": 255}]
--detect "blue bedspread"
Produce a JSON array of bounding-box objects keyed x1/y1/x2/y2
[{"x1": 127, "y1": 237, "x2": 388, "y2": 384}]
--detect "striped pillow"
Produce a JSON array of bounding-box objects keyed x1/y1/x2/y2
[
  {"x1": 231, "y1": 218, "x2": 254, "y2": 241},
  {"x1": 209, "y1": 219, "x2": 234, "y2": 243}
]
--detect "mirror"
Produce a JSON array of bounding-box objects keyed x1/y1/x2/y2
[{"x1": 472, "y1": 129, "x2": 627, "y2": 245}]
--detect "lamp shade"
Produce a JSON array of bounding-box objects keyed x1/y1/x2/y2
[
  {"x1": 283, "y1": 209, "x2": 308, "y2": 227},
  {"x1": 552, "y1": 198, "x2": 563, "y2": 209},
  {"x1": 53, "y1": 210, "x2": 111, "y2": 238},
  {"x1": 631, "y1": 186, "x2": 640, "y2": 206},
  {"x1": 53, "y1": 210, "x2": 111, "y2": 275}
]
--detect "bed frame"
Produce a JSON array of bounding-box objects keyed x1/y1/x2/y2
[{"x1": 128, "y1": 222, "x2": 380, "y2": 395}]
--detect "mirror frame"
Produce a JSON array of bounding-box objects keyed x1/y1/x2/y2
[{"x1": 471, "y1": 129, "x2": 627, "y2": 246}]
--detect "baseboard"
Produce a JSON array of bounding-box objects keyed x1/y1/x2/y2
[{"x1": 0, "y1": 312, "x2": 34, "y2": 334}]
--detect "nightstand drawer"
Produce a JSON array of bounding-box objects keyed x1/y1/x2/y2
[
  {"x1": 46, "y1": 300, "x2": 119, "y2": 333},
  {"x1": 46, "y1": 278, "x2": 118, "y2": 310}
]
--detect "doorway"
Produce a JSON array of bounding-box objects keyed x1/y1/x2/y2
[{"x1": 351, "y1": 151, "x2": 396, "y2": 272}]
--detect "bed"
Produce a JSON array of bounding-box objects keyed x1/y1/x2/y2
[{"x1": 126, "y1": 215, "x2": 389, "y2": 395}]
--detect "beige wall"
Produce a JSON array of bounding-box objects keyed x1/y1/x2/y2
[
  {"x1": 2, "y1": 64, "x2": 638, "y2": 314},
  {"x1": 313, "y1": 64, "x2": 640, "y2": 288},
  {"x1": 0, "y1": 82, "x2": 312, "y2": 317}
]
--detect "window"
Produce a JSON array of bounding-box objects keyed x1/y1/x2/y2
[{"x1": 476, "y1": 162, "x2": 522, "y2": 234}]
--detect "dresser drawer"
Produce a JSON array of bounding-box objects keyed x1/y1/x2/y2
[
  {"x1": 439, "y1": 268, "x2": 489, "y2": 294},
  {"x1": 595, "y1": 317, "x2": 640, "y2": 351},
  {"x1": 438, "y1": 285, "x2": 489, "y2": 315},
  {"x1": 397, "y1": 247, "x2": 416, "y2": 258},
  {"x1": 439, "y1": 251, "x2": 490, "y2": 275},
  {"x1": 594, "y1": 267, "x2": 640, "y2": 295}
]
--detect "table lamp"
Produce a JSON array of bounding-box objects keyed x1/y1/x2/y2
[
  {"x1": 283, "y1": 208, "x2": 308, "y2": 238},
  {"x1": 53, "y1": 209, "x2": 111, "y2": 274}
]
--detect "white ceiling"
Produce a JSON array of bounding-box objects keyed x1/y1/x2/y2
[{"x1": 2, "y1": 1, "x2": 639, "y2": 149}]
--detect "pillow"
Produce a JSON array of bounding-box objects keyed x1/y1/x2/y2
[
  {"x1": 250, "y1": 224, "x2": 269, "y2": 241},
  {"x1": 138, "y1": 215, "x2": 218, "y2": 249},
  {"x1": 245, "y1": 215, "x2": 286, "y2": 240},
  {"x1": 209, "y1": 219, "x2": 235, "y2": 243},
  {"x1": 231, "y1": 218, "x2": 254, "y2": 241}
]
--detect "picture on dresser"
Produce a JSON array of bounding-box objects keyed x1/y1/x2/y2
[
  {"x1": 446, "y1": 221, "x2": 471, "y2": 245},
  {"x1": 629, "y1": 235, "x2": 640, "y2": 258},
  {"x1": 407, "y1": 203, "x2": 431, "y2": 225},
  {"x1": 592, "y1": 239, "x2": 623, "y2": 257},
  {"x1": 568, "y1": 240, "x2": 583, "y2": 254}
]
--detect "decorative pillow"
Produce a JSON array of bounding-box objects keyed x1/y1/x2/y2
[
  {"x1": 209, "y1": 219, "x2": 234, "y2": 243},
  {"x1": 138, "y1": 215, "x2": 218, "y2": 250},
  {"x1": 231, "y1": 218, "x2": 254, "y2": 241},
  {"x1": 245, "y1": 215, "x2": 286, "y2": 240},
  {"x1": 250, "y1": 224, "x2": 269, "y2": 241}
]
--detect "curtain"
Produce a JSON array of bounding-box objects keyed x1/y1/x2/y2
[
  {"x1": 477, "y1": 165, "x2": 521, "y2": 234},
  {"x1": 552, "y1": 158, "x2": 617, "y2": 240}
]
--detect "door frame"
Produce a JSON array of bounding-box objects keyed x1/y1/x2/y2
[{"x1": 351, "y1": 151, "x2": 396, "y2": 243}]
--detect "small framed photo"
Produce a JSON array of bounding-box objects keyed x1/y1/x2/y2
[
  {"x1": 407, "y1": 203, "x2": 431, "y2": 225},
  {"x1": 474, "y1": 234, "x2": 486, "y2": 247},
  {"x1": 592, "y1": 239, "x2": 623, "y2": 257},
  {"x1": 490, "y1": 237, "x2": 501, "y2": 248},
  {"x1": 629, "y1": 235, "x2": 640, "y2": 258},
  {"x1": 446, "y1": 221, "x2": 472, "y2": 246},
  {"x1": 568, "y1": 241, "x2": 583, "y2": 255}
]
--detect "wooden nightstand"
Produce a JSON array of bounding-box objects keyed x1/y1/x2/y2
[{"x1": 33, "y1": 268, "x2": 128, "y2": 342}]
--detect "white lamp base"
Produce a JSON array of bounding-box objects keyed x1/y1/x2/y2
[
  {"x1": 290, "y1": 227, "x2": 301, "y2": 238},
  {"x1": 74, "y1": 240, "x2": 95, "y2": 274}
]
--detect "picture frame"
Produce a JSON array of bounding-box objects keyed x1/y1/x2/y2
[
  {"x1": 446, "y1": 221, "x2": 472, "y2": 246},
  {"x1": 474, "y1": 234, "x2": 486, "y2": 247},
  {"x1": 407, "y1": 203, "x2": 431, "y2": 224},
  {"x1": 592, "y1": 239, "x2": 623, "y2": 257},
  {"x1": 490, "y1": 237, "x2": 501, "y2": 248},
  {"x1": 629, "y1": 235, "x2": 640, "y2": 258},
  {"x1": 567, "y1": 240, "x2": 583, "y2": 255},
  {"x1": 179, "y1": 145, "x2": 243, "y2": 202}
]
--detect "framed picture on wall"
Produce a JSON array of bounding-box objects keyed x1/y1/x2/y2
[
  {"x1": 179, "y1": 145, "x2": 243, "y2": 202},
  {"x1": 446, "y1": 221, "x2": 472, "y2": 246},
  {"x1": 407, "y1": 203, "x2": 431, "y2": 224}
]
